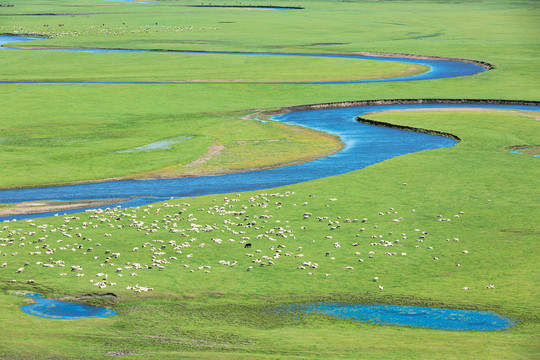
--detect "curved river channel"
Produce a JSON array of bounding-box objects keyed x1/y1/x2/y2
[
  {"x1": 2, "y1": 35, "x2": 533, "y2": 328},
  {"x1": 1, "y1": 101, "x2": 538, "y2": 222},
  {"x1": 1, "y1": 36, "x2": 538, "y2": 222},
  {"x1": 0, "y1": 35, "x2": 484, "y2": 85}
]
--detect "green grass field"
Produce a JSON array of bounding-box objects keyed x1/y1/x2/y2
[{"x1": 0, "y1": 0, "x2": 539, "y2": 358}]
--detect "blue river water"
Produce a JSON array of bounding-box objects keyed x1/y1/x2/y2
[
  {"x1": 0, "y1": 35, "x2": 537, "y2": 223},
  {"x1": 1, "y1": 36, "x2": 533, "y2": 328},
  {"x1": 0, "y1": 35, "x2": 485, "y2": 85},
  {"x1": 289, "y1": 303, "x2": 514, "y2": 331},
  {"x1": 0, "y1": 102, "x2": 538, "y2": 222},
  {"x1": 13, "y1": 292, "x2": 117, "y2": 319}
]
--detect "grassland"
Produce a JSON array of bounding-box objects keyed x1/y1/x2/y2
[{"x1": 0, "y1": 0, "x2": 539, "y2": 359}]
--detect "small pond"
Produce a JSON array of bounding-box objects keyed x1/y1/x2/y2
[
  {"x1": 18, "y1": 292, "x2": 117, "y2": 319},
  {"x1": 288, "y1": 303, "x2": 515, "y2": 331}
]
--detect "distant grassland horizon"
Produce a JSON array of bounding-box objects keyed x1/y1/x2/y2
[{"x1": 0, "y1": 0, "x2": 538, "y2": 359}]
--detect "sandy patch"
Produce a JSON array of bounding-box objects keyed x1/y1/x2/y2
[
  {"x1": 183, "y1": 143, "x2": 226, "y2": 167},
  {"x1": 0, "y1": 199, "x2": 130, "y2": 217},
  {"x1": 235, "y1": 139, "x2": 283, "y2": 145}
]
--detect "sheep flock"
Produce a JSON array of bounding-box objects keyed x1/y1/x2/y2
[{"x1": 1, "y1": 190, "x2": 494, "y2": 296}]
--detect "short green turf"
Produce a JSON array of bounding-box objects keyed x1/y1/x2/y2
[{"x1": 0, "y1": 0, "x2": 539, "y2": 359}]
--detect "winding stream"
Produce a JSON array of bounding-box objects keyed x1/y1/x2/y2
[
  {"x1": 1, "y1": 101, "x2": 538, "y2": 222},
  {"x1": 1, "y1": 35, "x2": 534, "y2": 327},
  {"x1": 0, "y1": 35, "x2": 484, "y2": 85},
  {"x1": 1, "y1": 36, "x2": 538, "y2": 221}
]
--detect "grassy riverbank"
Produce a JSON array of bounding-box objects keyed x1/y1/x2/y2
[
  {"x1": 1, "y1": 50, "x2": 426, "y2": 83},
  {"x1": 1, "y1": 0, "x2": 539, "y2": 188},
  {"x1": 0, "y1": 0, "x2": 539, "y2": 358},
  {"x1": 1, "y1": 111, "x2": 539, "y2": 359},
  {"x1": 0, "y1": 1, "x2": 537, "y2": 188}
]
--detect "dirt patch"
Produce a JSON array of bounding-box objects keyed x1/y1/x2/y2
[
  {"x1": 0, "y1": 198, "x2": 130, "y2": 216},
  {"x1": 235, "y1": 139, "x2": 283, "y2": 145},
  {"x1": 353, "y1": 51, "x2": 493, "y2": 70},
  {"x1": 183, "y1": 142, "x2": 226, "y2": 167},
  {"x1": 355, "y1": 116, "x2": 460, "y2": 142},
  {"x1": 310, "y1": 42, "x2": 349, "y2": 46},
  {"x1": 508, "y1": 144, "x2": 540, "y2": 156},
  {"x1": 59, "y1": 293, "x2": 118, "y2": 301},
  {"x1": 108, "y1": 350, "x2": 145, "y2": 357},
  {"x1": 269, "y1": 99, "x2": 540, "y2": 116},
  {"x1": 183, "y1": 5, "x2": 303, "y2": 10}
]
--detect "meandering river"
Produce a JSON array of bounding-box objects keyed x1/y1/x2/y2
[
  {"x1": 1, "y1": 35, "x2": 538, "y2": 221},
  {"x1": 2, "y1": 34, "x2": 533, "y2": 329}
]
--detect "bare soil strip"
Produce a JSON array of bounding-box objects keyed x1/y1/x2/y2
[
  {"x1": 0, "y1": 198, "x2": 131, "y2": 216},
  {"x1": 271, "y1": 99, "x2": 540, "y2": 115},
  {"x1": 184, "y1": 143, "x2": 226, "y2": 167},
  {"x1": 354, "y1": 51, "x2": 493, "y2": 70}
]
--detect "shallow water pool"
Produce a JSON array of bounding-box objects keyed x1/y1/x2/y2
[
  {"x1": 19, "y1": 292, "x2": 117, "y2": 319},
  {"x1": 288, "y1": 303, "x2": 514, "y2": 331}
]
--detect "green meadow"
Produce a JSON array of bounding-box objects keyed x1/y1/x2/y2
[{"x1": 0, "y1": 0, "x2": 539, "y2": 359}]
